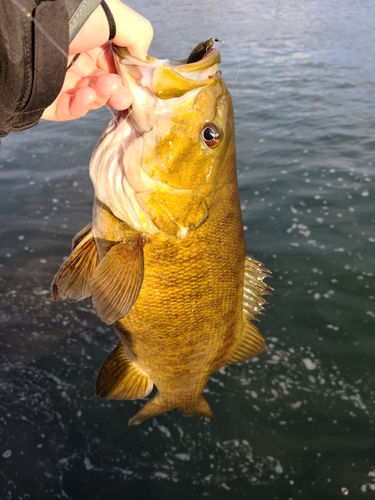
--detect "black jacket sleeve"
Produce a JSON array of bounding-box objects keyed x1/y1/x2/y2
[{"x1": 0, "y1": 0, "x2": 101, "y2": 137}]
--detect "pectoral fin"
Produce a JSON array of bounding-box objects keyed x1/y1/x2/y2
[
  {"x1": 90, "y1": 236, "x2": 145, "y2": 325},
  {"x1": 71, "y1": 222, "x2": 92, "y2": 250},
  {"x1": 96, "y1": 342, "x2": 153, "y2": 400},
  {"x1": 51, "y1": 227, "x2": 98, "y2": 301}
]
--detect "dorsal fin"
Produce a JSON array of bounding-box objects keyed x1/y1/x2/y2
[
  {"x1": 227, "y1": 256, "x2": 272, "y2": 364},
  {"x1": 51, "y1": 226, "x2": 98, "y2": 301},
  {"x1": 90, "y1": 236, "x2": 145, "y2": 325},
  {"x1": 96, "y1": 342, "x2": 153, "y2": 400},
  {"x1": 227, "y1": 321, "x2": 266, "y2": 364},
  {"x1": 243, "y1": 255, "x2": 273, "y2": 322}
]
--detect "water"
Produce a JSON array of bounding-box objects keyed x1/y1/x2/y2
[{"x1": 0, "y1": 0, "x2": 374, "y2": 498}]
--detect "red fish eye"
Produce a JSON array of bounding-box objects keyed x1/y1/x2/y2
[{"x1": 202, "y1": 123, "x2": 221, "y2": 148}]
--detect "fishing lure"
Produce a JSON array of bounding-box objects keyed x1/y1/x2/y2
[{"x1": 187, "y1": 38, "x2": 223, "y2": 64}]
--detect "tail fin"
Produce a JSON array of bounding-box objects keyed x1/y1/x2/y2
[
  {"x1": 128, "y1": 394, "x2": 214, "y2": 426},
  {"x1": 128, "y1": 394, "x2": 170, "y2": 425}
]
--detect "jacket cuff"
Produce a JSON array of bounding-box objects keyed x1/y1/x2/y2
[
  {"x1": 0, "y1": 0, "x2": 69, "y2": 136},
  {"x1": 68, "y1": 0, "x2": 102, "y2": 43}
]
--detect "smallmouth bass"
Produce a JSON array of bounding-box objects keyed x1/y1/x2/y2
[{"x1": 51, "y1": 40, "x2": 272, "y2": 425}]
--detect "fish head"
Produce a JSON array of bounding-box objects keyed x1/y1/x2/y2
[{"x1": 90, "y1": 42, "x2": 235, "y2": 239}]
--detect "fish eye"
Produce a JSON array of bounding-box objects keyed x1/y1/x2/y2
[{"x1": 202, "y1": 123, "x2": 221, "y2": 148}]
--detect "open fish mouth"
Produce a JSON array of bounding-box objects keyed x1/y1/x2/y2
[
  {"x1": 90, "y1": 40, "x2": 227, "y2": 238},
  {"x1": 111, "y1": 40, "x2": 222, "y2": 134},
  {"x1": 113, "y1": 38, "x2": 222, "y2": 99}
]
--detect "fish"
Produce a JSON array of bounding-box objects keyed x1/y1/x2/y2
[{"x1": 51, "y1": 39, "x2": 272, "y2": 425}]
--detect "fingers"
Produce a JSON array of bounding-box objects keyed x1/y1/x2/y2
[
  {"x1": 44, "y1": 1, "x2": 153, "y2": 122},
  {"x1": 108, "y1": 0, "x2": 153, "y2": 60},
  {"x1": 76, "y1": 72, "x2": 132, "y2": 110},
  {"x1": 69, "y1": 0, "x2": 153, "y2": 60},
  {"x1": 63, "y1": 87, "x2": 97, "y2": 119},
  {"x1": 42, "y1": 72, "x2": 132, "y2": 121}
]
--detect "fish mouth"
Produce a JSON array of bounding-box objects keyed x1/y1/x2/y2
[
  {"x1": 112, "y1": 39, "x2": 223, "y2": 138},
  {"x1": 113, "y1": 42, "x2": 221, "y2": 102}
]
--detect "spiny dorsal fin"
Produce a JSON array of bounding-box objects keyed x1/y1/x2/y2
[
  {"x1": 243, "y1": 255, "x2": 273, "y2": 323},
  {"x1": 227, "y1": 255, "x2": 272, "y2": 364},
  {"x1": 96, "y1": 342, "x2": 153, "y2": 400},
  {"x1": 90, "y1": 237, "x2": 145, "y2": 325},
  {"x1": 51, "y1": 227, "x2": 98, "y2": 302}
]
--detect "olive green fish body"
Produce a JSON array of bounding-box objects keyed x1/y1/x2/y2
[
  {"x1": 116, "y1": 162, "x2": 244, "y2": 415},
  {"x1": 51, "y1": 42, "x2": 272, "y2": 425}
]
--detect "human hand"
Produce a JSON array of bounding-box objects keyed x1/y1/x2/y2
[{"x1": 42, "y1": 0, "x2": 153, "y2": 121}]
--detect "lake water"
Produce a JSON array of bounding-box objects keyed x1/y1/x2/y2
[{"x1": 0, "y1": 0, "x2": 374, "y2": 499}]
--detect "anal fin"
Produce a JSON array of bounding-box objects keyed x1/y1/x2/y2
[
  {"x1": 51, "y1": 226, "x2": 98, "y2": 301},
  {"x1": 96, "y1": 342, "x2": 153, "y2": 400}
]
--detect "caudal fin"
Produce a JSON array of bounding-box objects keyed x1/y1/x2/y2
[{"x1": 128, "y1": 394, "x2": 214, "y2": 426}]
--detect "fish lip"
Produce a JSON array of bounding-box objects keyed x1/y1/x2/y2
[{"x1": 113, "y1": 44, "x2": 221, "y2": 73}]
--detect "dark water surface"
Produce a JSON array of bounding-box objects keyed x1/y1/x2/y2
[{"x1": 1, "y1": 0, "x2": 374, "y2": 499}]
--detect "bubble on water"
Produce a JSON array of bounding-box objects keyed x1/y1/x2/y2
[
  {"x1": 326, "y1": 324, "x2": 339, "y2": 331},
  {"x1": 302, "y1": 358, "x2": 316, "y2": 370},
  {"x1": 84, "y1": 456, "x2": 93, "y2": 470},
  {"x1": 155, "y1": 471, "x2": 168, "y2": 479},
  {"x1": 341, "y1": 487, "x2": 349, "y2": 495},
  {"x1": 2, "y1": 450, "x2": 12, "y2": 458},
  {"x1": 274, "y1": 460, "x2": 283, "y2": 474},
  {"x1": 361, "y1": 190, "x2": 369, "y2": 196}
]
